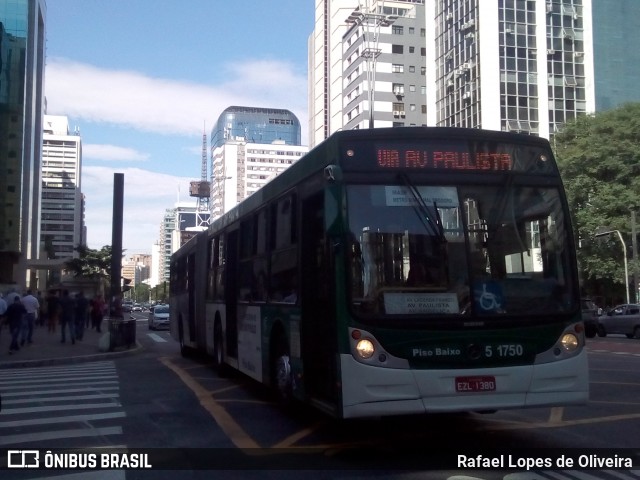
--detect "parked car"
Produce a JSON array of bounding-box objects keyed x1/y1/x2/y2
[
  {"x1": 148, "y1": 304, "x2": 170, "y2": 330},
  {"x1": 597, "y1": 303, "x2": 640, "y2": 339},
  {"x1": 131, "y1": 304, "x2": 143, "y2": 312},
  {"x1": 581, "y1": 298, "x2": 599, "y2": 338}
]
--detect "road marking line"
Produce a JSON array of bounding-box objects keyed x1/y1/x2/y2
[
  {"x1": 147, "y1": 333, "x2": 167, "y2": 342},
  {"x1": 487, "y1": 412, "x2": 640, "y2": 430},
  {"x1": 272, "y1": 422, "x2": 324, "y2": 448},
  {"x1": 160, "y1": 356, "x2": 259, "y2": 449},
  {"x1": 548, "y1": 406, "x2": 564, "y2": 424}
]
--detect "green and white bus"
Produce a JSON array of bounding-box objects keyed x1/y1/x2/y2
[{"x1": 169, "y1": 127, "x2": 588, "y2": 419}]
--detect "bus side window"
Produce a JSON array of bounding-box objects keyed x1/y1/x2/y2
[
  {"x1": 214, "y1": 234, "x2": 225, "y2": 301},
  {"x1": 207, "y1": 237, "x2": 216, "y2": 301}
]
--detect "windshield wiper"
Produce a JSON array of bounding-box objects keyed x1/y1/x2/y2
[{"x1": 398, "y1": 173, "x2": 447, "y2": 243}]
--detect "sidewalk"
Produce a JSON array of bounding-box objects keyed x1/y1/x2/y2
[{"x1": 0, "y1": 319, "x2": 141, "y2": 369}]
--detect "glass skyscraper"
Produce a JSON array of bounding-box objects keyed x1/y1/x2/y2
[
  {"x1": 592, "y1": 0, "x2": 640, "y2": 111},
  {"x1": 210, "y1": 106, "x2": 302, "y2": 150},
  {"x1": 0, "y1": 0, "x2": 46, "y2": 288}
]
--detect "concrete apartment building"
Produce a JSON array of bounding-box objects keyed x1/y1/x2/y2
[
  {"x1": 342, "y1": 1, "x2": 428, "y2": 130},
  {"x1": 41, "y1": 115, "x2": 85, "y2": 263}
]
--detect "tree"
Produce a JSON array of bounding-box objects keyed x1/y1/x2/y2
[
  {"x1": 554, "y1": 103, "x2": 640, "y2": 300},
  {"x1": 64, "y1": 245, "x2": 113, "y2": 280}
]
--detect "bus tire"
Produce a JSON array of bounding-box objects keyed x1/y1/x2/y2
[
  {"x1": 270, "y1": 329, "x2": 292, "y2": 403},
  {"x1": 179, "y1": 320, "x2": 191, "y2": 357},
  {"x1": 213, "y1": 320, "x2": 229, "y2": 377}
]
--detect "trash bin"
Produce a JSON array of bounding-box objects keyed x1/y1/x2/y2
[{"x1": 108, "y1": 318, "x2": 136, "y2": 351}]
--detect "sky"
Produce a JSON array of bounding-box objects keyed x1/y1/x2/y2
[{"x1": 45, "y1": 0, "x2": 314, "y2": 254}]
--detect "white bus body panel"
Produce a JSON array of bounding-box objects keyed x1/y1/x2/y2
[{"x1": 340, "y1": 351, "x2": 589, "y2": 418}]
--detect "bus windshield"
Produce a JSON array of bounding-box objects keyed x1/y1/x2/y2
[{"x1": 347, "y1": 184, "x2": 575, "y2": 318}]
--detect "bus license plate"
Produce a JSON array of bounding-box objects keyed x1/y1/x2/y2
[{"x1": 455, "y1": 376, "x2": 496, "y2": 392}]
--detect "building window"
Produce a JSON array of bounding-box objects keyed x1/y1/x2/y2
[
  {"x1": 392, "y1": 44, "x2": 404, "y2": 54},
  {"x1": 392, "y1": 25, "x2": 403, "y2": 35},
  {"x1": 392, "y1": 64, "x2": 404, "y2": 73}
]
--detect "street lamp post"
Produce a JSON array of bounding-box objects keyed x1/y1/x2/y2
[{"x1": 595, "y1": 230, "x2": 629, "y2": 304}]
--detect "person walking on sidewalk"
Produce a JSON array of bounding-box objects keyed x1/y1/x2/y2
[
  {"x1": 37, "y1": 290, "x2": 47, "y2": 327},
  {"x1": 59, "y1": 290, "x2": 76, "y2": 344},
  {"x1": 7, "y1": 297, "x2": 26, "y2": 354},
  {"x1": 74, "y1": 292, "x2": 89, "y2": 341},
  {"x1": 91, "y1": 294, "x2": 106, "y2": 333},
  {"x1": 20, "y1": 289, "x2": 39, "y2": 346},
  {"x1": 46, "y1": 289, "x2": 61, "y2": 333},
  {"x1": 0, "y1": 294, "x2": 7, "y2": 341}
]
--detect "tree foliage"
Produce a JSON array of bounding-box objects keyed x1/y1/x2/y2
[
  {"x1": 64, "y1": 245, "x2": 113, "y2": 279},
  {"x1": 554, "y1": 103, "x2": 640, "y2": 298}
]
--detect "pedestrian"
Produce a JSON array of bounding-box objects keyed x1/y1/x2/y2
[
  {"x1": 75, "y1": 292, "x2": 89, "y2": 341},
  {"x1": 0, "y1": 293, "x2": 7, "y2": 340},
  {"x1": 37, "y1": 290, "x2": 46, "y2": 327},
  {"x1": 59, "y1": 289, "x2": 76, "y2": 344},
  {"x1": 46, "y1": 289, "x2": 60, "y2": 333},
  {"x1": 6, "y1": 297, "x2": 26, "y2": 354},
  {"x1": 91, "y1": 294, "x2": 106, "y2": 333},
  {"x1": 20, "y1": 289, "x2": 39, "y2": 346}
]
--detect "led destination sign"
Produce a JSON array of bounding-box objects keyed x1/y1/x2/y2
[
  {"x1": 341, "y1": 139, "x2": 556, "y2": 174},
  {"x1": 376, "y1": 148, "x2": 513, "y2": 171}
]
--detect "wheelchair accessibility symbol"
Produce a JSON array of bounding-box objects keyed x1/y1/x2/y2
[{"x1": 474, "y1": 281, "x2": 504, "y2": 313}]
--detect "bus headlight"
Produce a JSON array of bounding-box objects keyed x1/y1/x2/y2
[
  {"x1": 560, "y1": 333, "x2": 579, "y2": 352},
  {"x1": 356, "y1": 339, "x2": 375, "y2": 359}
]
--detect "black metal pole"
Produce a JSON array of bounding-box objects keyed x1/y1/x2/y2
[{"x1": 110, "y1": 173, "x2": 124, "y2": 319}]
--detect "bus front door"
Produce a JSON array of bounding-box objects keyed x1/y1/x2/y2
[{"x1": 301, "y1": 192, "x2": 337, "y2": 405}]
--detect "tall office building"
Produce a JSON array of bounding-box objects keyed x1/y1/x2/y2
[
  {"x1": 591, "y1": 0, "x2": 640, "y2": 111},
  {"x1": 210, "y1": 107, "x2": 307, "y2": 218},
  {"x1": 157, "y1": 203, "x2": 204, "y2": 283},
  {"x1": 429, "y1": 0, "x2": 594, "y2": 137},
  {"x1": 0, "y1": 0, "x2": 46, "y2": 288},
  {"x1": 310, "y1": 0, "x2": 600, "y2": 142},
  {"x1": 41, "y1": 115, "x2": 84, "y2": 262},
  {"x1": 309, "y1": 0, "x2": 360, "y2": 147},
  {"x1": 211, "y1": 106, "x2": 302, "y2": 150}
]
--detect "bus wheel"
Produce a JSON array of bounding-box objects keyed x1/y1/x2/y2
[
  {"x1": 213, "y1": 321, "x2": 229, "y2": 377},
  {"x1": 179, "y1": 321, "x2": 190, "y2": 357},
  {"x1": 271, "y1": 334, "x2": 292, "y2": 403}
]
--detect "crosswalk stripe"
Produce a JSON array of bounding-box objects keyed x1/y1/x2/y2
[
  {"x1": 0, "y1": 411, "x2": 126, "y2": 428},
  {"x1": 0, "y1": 361, "x2": 126, "y2": 446},
  {"x1": 1, "y1": 386, "x2": 119, "y2": 397},
  {"x1": 147, "y1": 332, "x2": 168, "y2": 342},
  {"x1": 0, "y1": 426, "x2": 123, "y2": 446},
  {"x1": 3, "y1": 392, "x2": 120, "y2": 405}
]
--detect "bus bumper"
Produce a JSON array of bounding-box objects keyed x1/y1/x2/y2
[{"x1": 339, "y1": 351, "x2": 589, "y2": 419}]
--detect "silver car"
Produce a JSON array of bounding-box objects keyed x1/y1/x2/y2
[
  {"x1": 597, "y1": 304, "x2": 640, "y2": 339},
  {"x1": 148, "y1": 304, "x2": 170, "y2": 330}
]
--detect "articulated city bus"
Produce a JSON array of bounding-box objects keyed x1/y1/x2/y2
[{"x1": 169, "y1": 127, "x2": 588, "y2": 419}]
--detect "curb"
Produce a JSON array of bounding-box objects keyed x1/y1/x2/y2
[{"x1": 0, "y1": 341, "x2": 144, "y2": 369}]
